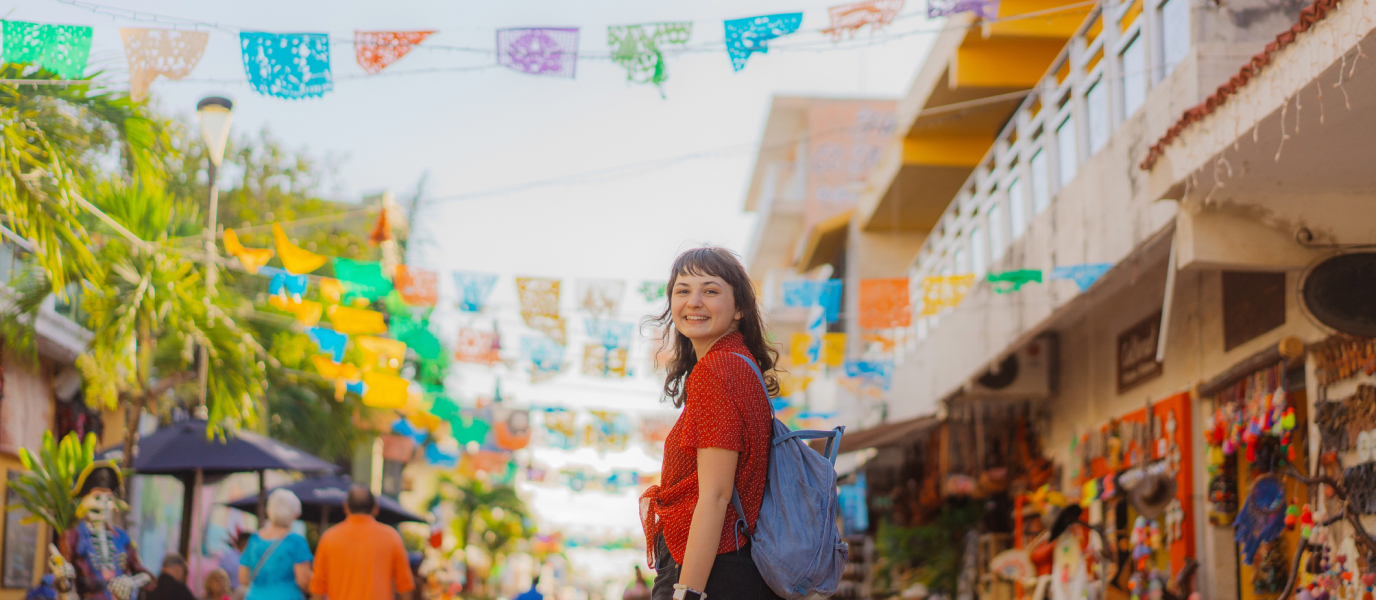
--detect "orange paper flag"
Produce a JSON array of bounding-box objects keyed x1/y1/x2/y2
[
  {"x1": 223, "y1": 229, "x2": 274, "y2": 274},
  {"x1": 395, "y1": 265, "x2": 438, "y2": 307},
  {"x1": 362, "y1": 371, "x2": 409, "y2": 409},
  {"x1": 328, "y1": 305, "x2": 388, "y2": 335},
  {"x1": 859, "y1": 278, "x2": 912, "y2": 328},
  {"x1": 272, "y1": 223, "x2": 327, "y2": 274}
]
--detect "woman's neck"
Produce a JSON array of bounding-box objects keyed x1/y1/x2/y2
[
  {"x1": 260, "y1": 523, "x2": 290, "y2": 538},
  {"x1": 691, "y1": 328, "x2": 735, "y2": 361}
]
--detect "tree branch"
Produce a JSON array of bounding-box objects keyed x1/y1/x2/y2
[{"x1": 148, "y1": 370, "x2": 196, "y2": 398}]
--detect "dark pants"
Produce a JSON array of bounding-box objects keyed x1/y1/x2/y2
[{"x1": 651, "y1": 536, "x2": 783, "y2": 600}]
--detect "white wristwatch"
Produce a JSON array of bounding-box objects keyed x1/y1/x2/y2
[{"x1": 673, "y1": 584, "x2": 706, "y2": 600}]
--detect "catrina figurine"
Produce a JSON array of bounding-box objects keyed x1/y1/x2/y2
[{"x1": 51, "y1": 461, "x2": 154, "y2": 600}]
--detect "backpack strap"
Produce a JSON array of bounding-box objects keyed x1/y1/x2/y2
[{"x1": 727, "y1": 353, "x2": 768, "y2": 554}]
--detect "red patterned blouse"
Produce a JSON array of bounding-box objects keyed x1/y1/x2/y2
[{"x1": 639, "y1": 331, "x2": 774, "y2": 567}]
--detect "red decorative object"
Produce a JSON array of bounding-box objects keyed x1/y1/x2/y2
[
  {"x1": 355, "y1": 30, "x2": 435, "y2": 74},
  {"x1": 395, "y1": 265, "x2": 438, "y2": 307}
]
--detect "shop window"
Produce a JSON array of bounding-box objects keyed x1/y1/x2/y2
[
  {"x1": 1222, "y1": 271, "x2": 1286, "y2": 351},
  {"x1": 1087, "y1": 79, "x2": 1110, "y2": 152},
  {"x1": 1122, "y1": 33, "x2": 1147, "y2": 116},
  {"x1": 1056, "y1": 117, "x2": 1078, "y2": 188},
  {"x1": 1030, "y1": 150, "x2": 1051, "y2": 215},
  {"x1": 1161, "y1": 0, "x2": 1191, "y2": 76},
  {"x1": 1009, "y1": 179, "x2": 1028, "y2": 240}
]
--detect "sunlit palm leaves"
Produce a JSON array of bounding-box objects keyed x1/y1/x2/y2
[{"x1": 7, "y1": 431, "x2": 97, "y2": 534}]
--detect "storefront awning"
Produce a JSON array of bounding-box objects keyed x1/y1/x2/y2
[{"x1": 812, "y1": 414, "x2": 940, "y2": 455}]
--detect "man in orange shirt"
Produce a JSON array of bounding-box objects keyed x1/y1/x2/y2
[{"x1": 310, "y1": 485, "x2": 415, "y2": 600}]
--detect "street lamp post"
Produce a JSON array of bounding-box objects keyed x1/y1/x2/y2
[{"x1": 195, "y1": 96, "x2": 234, "y2": 416}]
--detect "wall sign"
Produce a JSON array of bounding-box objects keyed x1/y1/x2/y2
[{"x1": 1118, "y1": 311, "x2": 1164, "y2": 393}]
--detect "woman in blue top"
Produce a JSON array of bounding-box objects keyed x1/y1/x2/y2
[{"x1": 238, "y1": 490, "x2": 313, "y2": 600}]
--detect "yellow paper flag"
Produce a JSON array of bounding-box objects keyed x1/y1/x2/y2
[
  {"x1": 328, "y1": 305, "x2": 387, "y2": 335},
  {"x1": 312, "y1": 355, "x2": 360, "y2": 381},
  {"x1": 272, "y1": 223, "x2": 327, "y2": 275},
  {"x1": 790, "y1": 333, "x2": 815, "y2": 366},
  {"x1": 319, "y1": 278, "x2": 345, "y2": 304},
  {"x1": 356, "y1": 336, "x2": 407, "y2": 372},
  {"x1": 362, "y1": 371, "x2": 409, "y2": 409},
  {"x1": 223, "y1": 229, "x2": 274, "y2": 274},
  {"x1": 822, "y1": 333, "x2": 846, "y2": 367}
]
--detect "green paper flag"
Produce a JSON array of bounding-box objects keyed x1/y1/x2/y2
[
  {"x1": 429, "y1": 396, "x2": 462, "y2": 422},
  {"x1": 401, "y1": 327, "x2": 444, "y2": 361},
  {"x1": 331, "y1": 257, "x2": 392, "y2": 300},
  {"x1": 987, "y1": 269, "x2": 1043, "y2": 294},
  {"x1": 3, "y1": 21, "x2": 93, "y2": 79},
  {"x1": 451, "y1": 414, "x2": 491, "y2": 447}
]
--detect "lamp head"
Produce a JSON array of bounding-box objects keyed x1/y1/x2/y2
[{"x1": 196, "y1": 96, "x2": 234, "y2": 167}]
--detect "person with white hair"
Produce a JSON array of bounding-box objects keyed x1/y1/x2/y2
[{"x1": 238, "y1": 489, "x2": 313, "y2": 600}]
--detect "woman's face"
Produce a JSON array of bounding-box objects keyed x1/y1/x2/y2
[{"x1": 671, "y1": 273, "x2": 742, "y2": 344}]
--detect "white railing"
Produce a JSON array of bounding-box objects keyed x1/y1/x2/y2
[{"x1": 911, "y1": 0, "x2": 1191, "y2": 311}]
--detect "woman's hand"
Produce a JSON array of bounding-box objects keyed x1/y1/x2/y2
[
  {"x1": 295, "y1": 562, "x2": 313, "y2": 592},
  {"x1": 678, "y1": 447, "x2": 739, "y2": 591}
]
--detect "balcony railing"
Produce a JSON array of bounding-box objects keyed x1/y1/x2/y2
[{"x1": 911, "y1": 0, "x2": 1191, "y2": 304}]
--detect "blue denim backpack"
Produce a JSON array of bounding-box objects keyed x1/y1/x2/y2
[{"x1": 728, "y1": 353, "x2": 848, "y2": 599}]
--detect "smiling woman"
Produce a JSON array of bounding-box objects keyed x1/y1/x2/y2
[{"x1": 639, "y1": 247, "x2": 782, "y2": 600}]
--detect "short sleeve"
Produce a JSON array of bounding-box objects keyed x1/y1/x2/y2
[
  {"x1": 677, "y1": 365, "x2": 744, "y2": 452},
  {"x1": 286, "y1": 533, "x2": 312, "y2": 564},
  {"x1": 238, "y1": 538, "x2": 259, "y2": 568},
  {"x1": 392, "y1": 531, "x2": 416, "y2": 593}
]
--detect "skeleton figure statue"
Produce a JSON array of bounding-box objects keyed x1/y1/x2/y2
[{"x1": 50, "y1": 462, "x2": 154, "y2": 600}]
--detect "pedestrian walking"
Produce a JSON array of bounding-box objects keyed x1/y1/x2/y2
[
  {"x1": 203, "y1": 568, "x2": 232, "y2": 600},
  {"x1": 623, "y1": 566, "x2": 651, "y2": 600},
  {"x1": 239, "y1": 490, "x2": 313, "y2": 600},
  {"x1": 308, "y1": 485, "x2": 415, "y2": 600},
  {"x1": 514, "y1": 576, "x2": 543, "y2": 600},
  {"x1": 639, "y1": 247, "x2": 784, "y2": 600},
  {"x1": 145, "y1": 554, "x2": 197, "y2": 600}
]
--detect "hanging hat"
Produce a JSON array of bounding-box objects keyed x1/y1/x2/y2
[
  {"x1": 1049, "y1": 504, "x2": 1085, "y2": 541},
  {"x1": 1124, "y1": 470, "x2": 1178, "y2": 519},
  {"x1": 71, "y1": 461, "x2": 123, "y2": 498}
]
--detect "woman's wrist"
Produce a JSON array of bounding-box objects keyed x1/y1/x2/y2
[{"x1": 672, "y1": 584, "x2": 706, "y2": 600}]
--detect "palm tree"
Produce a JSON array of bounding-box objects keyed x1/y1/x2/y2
[{"x1": 433, "y1": 475, "x2": 530, "y2": 593}]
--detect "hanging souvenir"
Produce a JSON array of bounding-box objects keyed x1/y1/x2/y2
[
  {"x1": 590, "y1": 410, "x2": 632, "y2": 451},
  {"x1": 987, "y1": 269, "x2": 1043, "y2": 294},
  {"x1": 822, "y1": 333, "x2": 846, "y2": 367},
  {"x1": 582, "y1": 344, "x2": 628, "y2": 378},
  {"x1": 331, "y1": 257, "x2": 393, "y2": 301},
  {"x1": 1233, "y1": 475, "x2": 1287, "y2": 565},
  {"x1": 497, "y1": 28, "x2": 579, "y2": 78},
  {"x1": 2, "y1": 21, "x2": 93, "y2": 79},
  {"x1": 541, "y1": 408, "x2": 578, "y2": 450},
  {"x1": 919, "y1": 275, "x2": 974, "y2": 317},
  {"x1": 859, "y1": 278, "x2": 913, "y2": 326},
  {"x1": 722, "y1": 13, "x2": 803, "y2": 72},
  {"x1": 306, "y1": 326, "x2": 348, "y2": 362},
  {"x1": 354, "y1": 30, "x2": 435, "y2": 74},
  {"x1": 453, "y1": 271, "x2": 498, "y2": 312},
  {"x1": 120, "y1": 28, "x2": 208, "y2": 101},
  {"x1": 222, "y1": 228, "x2": 274, "y2": 273},
  {"x1": 271, "y1": 223, "x2": 327, "y2": 274},
  {"x1": 455, "y1": 328, "x2": 502, "y2": 365},
  {"x1": 638, "y1": 281, "x2": 666, "y2": 302},
  {"x1": 394, "y1": 265, "x2": 438, "y2": 307},
  {"x1": 362, "y1": 371, "x2": 409, "y2": 409},
  {"x1": 516, "y1": 277, "x2": 567, "y2": 344},
  {"x1": 1049, "y1": 263, "x2": 1112, "y2": 292},
  {"x1": 585, "y1": 318, "x2": 634, "y2": 349},
  {"x1": 240, "y1": 32, "x2": 333, "y2": 99},
  {"x1": 327, "y1": 305, "x2": 388, "y2": 335},
  {"x1": 356, "y1": 336, "x2": 407, "y2": 373}
]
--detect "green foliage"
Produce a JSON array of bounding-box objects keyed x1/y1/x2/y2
[
  {"x1": 8, "y1": 431, "x2": 97, "y2": 534},
  {"x1": 433, "y1": 475, "x2": 531, "y2": 560},
  {"x1": 874, "y1": 501, "x2": 984, "y2": 595}
]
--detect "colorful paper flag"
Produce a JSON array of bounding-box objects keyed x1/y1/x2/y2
[
  {"x1": 424, "y1": 441, "x2": 458, "y2": 467},
  {"x1": 1051, "y1": 263, "x2": 1112, "y2": 292},
  {"x1": 331, "y1": 257, "x2": 393, "y2": 301},
  {"x1": 120, "y1": 28, "x2": 208, "y2": 101},
  {"x1": 517, "y1": 277, "x2": 566, "y2": 344},
  {"x1": 988, "y1": 269, "x2": 1043, "y2": 294},
  {"x1": 497, "y1": 28, "x2": 579, "y2": 78},
  {"x1": 638, "y1": 281, "x2": 666, "y2": 302},
  {"x1": 782, "y1": 279, "x2": 843, "y2": 323},
  {"x1": 822, "y1": 0, "x2": 906, "y2": 40},
  {"x1": 271, "y1": 223, "x2": 327, "y2": 274},
  {"x1": 2, "y1": 21, "x2": 93, "y2": 79},
  {"x1": 542, "y1": 408, "x2": 578, "y2": 450},
  {"x1": 582, "y1": 344, "x2": 628, "y2": 378},
  {"x1": 455, "y1": 329, "x2": 502, "y2": 365},
  {"x1": 492, "y1": 406, "x2": 531, "y2": 451},
  {"x1": 362, "y1": 371, "x2": 409, "y2": 408},
  {"x1": 274, "y1": 298, "x2": 322, "y2": 326},
  {"x1": 328, "y1": 305, "x2": 388, "y2": 335},
  {"x1": 791, "y1": 333, "x2": 817, "y2": 366},
  {"x1": 356, "y1": 336, "x2": 407, "y2": 373},
  {"x1": 607, "y1": 22, "x2": 692, "y2": 90},
  {"x1": 306, "y1": 326, "x2": 348, "y2": 362},
  {"x1": 584, "y1": 318, "x2": 634, "y2": 349},
  {"x1": 522, "y1": 336, "x2": 566, "y2": 383},
  {"x1": 822, "y1": 332, "x2": 846, "y2": 367},
  {"x1": 577, "y1": 279, "x2": 625, "y2": 316},
  {"x1": 354, "y1": 30, "x2": 434, "y2": 74},
  {"x1": 319, "y1": 278, "x2": 345, "y2": 304},
  {"x1": 240, "y1": 32, "x2": 333, "y2": 99},
  {"x1": 399, "y1": 327, "x2": 443, "y2": 361},
  {"x1": 723, "y1": 13, "x2": 803, "y2": 72},
  {"x1": 450, "y1": 410, "x2": 492, "y2": 448},
  {"x1": 394, "y1": 265, "x2": 438, "y2": 307},
  {"x1": 859, "y1": 278, "x2": 913, "y2": 328},
  {"x1": 919, "y1": 274, "x2": 974, "y2": 316},
  {"x1": 259, "y1": 266, "x2": 308, "y2": 303},
  {"x1": 453, "y1": 271, "x2": 498, "y2": 312},
  {"x1": 605, "y1": 469, "x2": 640, "y2": 492},
  {"x1": 927, "y1": 0, "x2": 1000, "y2": 18},
  {"x1": 590, "y1": 410, "x2": 632, "y2": 451},
  {"x1": 223, "y1": 228, "x2": 273, "y2": 274},
  {"x1": 845, "y1": 359, "x2": 894, "y2": 391}
]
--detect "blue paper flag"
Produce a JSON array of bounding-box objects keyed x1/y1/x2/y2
[
  {"x1": 1051, "y1": 263, "x2": 1112, "y2": 292},
  {"x1": 521, "y1": 336, "x2": 565, "y2": 373},
  {"x1": 306, "y1": 326, "x2": 348, "y2": 362},
  {"x1": 346, "y1": 380, "x2": 366, "y2": 395},
  {"x1": 240, "y1": 32, "x2": 333, "y2": 99},
  {"x1": 259, "y1": 265, "x2": 308, "y2": 300},
  {"x1": 838, "y1": 472, "x2": 869, "y2": 535},
  {"x1": 424, "y1": 443, "x2": 457, "y2": 467},
  {"x1": 782, "y1": 280, "x2": 843, "y2": 323},
  {"x1": 391, "y1": 418, "x2": 428, "y2": 444},
  {"x1": 453, "y1": 271, "x2": 499, "y2": 312},
  {"x1": 723, "y1": 13, "x2": 803, "y2": 71},
  {"x1": 845, "y1": 360, "x2": 894, "y2": 391},
  {"x1": 584, "y1": 318, "x2": 635, "y2": 349}
]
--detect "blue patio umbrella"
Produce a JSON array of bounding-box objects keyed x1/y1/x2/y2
[{"x1": 225, "y1": 475, "x2": 426, "y2": 527}]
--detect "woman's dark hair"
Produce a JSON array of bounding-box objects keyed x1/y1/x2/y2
[{"x1": 644, "y1": 247, "x2": 779, "y2": 407}]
